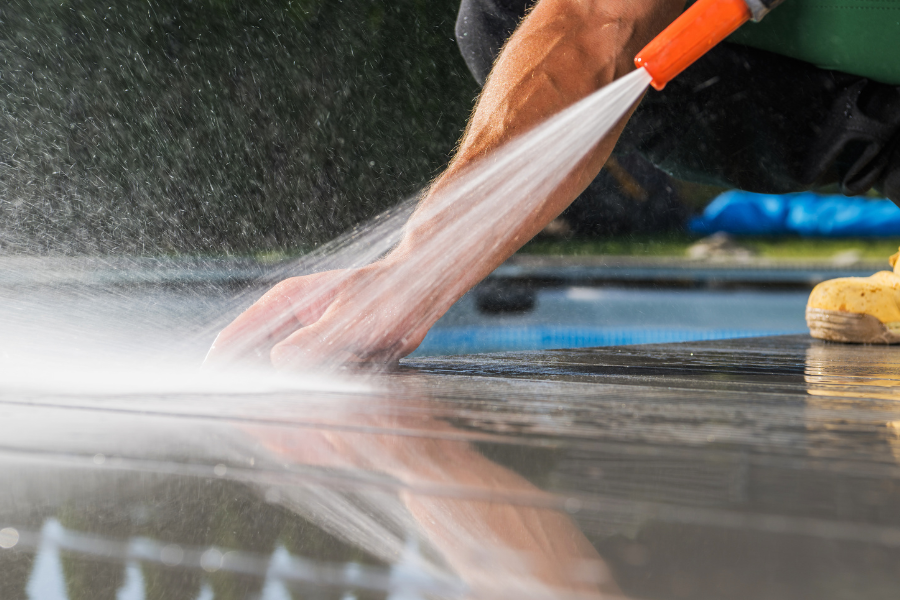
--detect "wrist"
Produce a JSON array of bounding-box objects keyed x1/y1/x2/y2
[{"x1": 376, "y1": 239, "x2": 481, "y2": 314}]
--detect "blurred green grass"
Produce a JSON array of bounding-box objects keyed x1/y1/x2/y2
[
  {"x1": 255, "y1": 235, "x2": 900, "y2": 263},
  {"x1": 519, "y1": 235, "x2": 900, "y2": 261}
]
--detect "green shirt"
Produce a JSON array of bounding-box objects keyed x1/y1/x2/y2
[{"x1": 727, "y1": 0, "x2": 900, "y2": 85}]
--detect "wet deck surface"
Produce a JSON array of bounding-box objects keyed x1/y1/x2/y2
[{"x1": 3, "y1": 334, "x2": 900, "y2": 599}]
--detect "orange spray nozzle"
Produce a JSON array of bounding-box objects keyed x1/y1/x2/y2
[{"x1": 634, "y1": 0, "x2": 752, "y2": 91}]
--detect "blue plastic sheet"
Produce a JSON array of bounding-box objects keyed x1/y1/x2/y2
[
  {"x1": 689, "y1": 191, "x2": 900, "y2": 237},
  {"x1": 412, "y1": 326, "x2": 801, "y2": 356}
]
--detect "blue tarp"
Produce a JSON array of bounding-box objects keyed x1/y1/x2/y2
[
  {"x1": 689, "y1": 191, "x2": 900, "y2": 237},
  {"x1": 412, "y1": 326, "x2": 801, "y2": 356}
]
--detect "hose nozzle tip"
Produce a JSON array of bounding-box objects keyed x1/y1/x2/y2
[{"x1": 634, "y1": 0, "x2": 752, "y2": 91}]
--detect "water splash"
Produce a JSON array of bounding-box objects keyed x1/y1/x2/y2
[
  {"x1": 207, "y1": 69, "x2": 653, "y2": 370},
  {"x1": 0, "y1": 68, "x2": 650, "y2": 389},
  {"x1": 0, "y1": 0, "x2": 473, "y2": 255}
]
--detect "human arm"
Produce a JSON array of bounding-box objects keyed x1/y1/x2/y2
[{"x1": 206, "y1": 0, "x2": 685, "y2": 367}]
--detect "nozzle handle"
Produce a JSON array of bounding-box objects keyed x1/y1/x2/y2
[
  {"x1": 634, "y1": 0, "x2": 752, "y2": 91},
  {"x1": 745, "y1": 0, "x2": 786, "y2": 21}
]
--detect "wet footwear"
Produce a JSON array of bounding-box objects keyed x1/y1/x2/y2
[{"x1": 806, "y1": 250, "x2": 900, "y2": 344}]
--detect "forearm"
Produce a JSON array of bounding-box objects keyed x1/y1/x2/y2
[
  {"x1": 208, "y1": 0, "x2": 689, "y2": 367},
  {"x1": 389, "y1": 0, "x2": 684, "y2": 299}
]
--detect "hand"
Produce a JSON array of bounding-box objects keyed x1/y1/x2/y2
[{"x1": 205, "y1": 263, "x2": 436, "y2": 369}]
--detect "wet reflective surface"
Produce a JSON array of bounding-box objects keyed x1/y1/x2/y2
[
  {"x1": 4, "y1": 335, "x2": 900, "y2": 599},
  {"x1": 0, "y1": 254, "x2": 809, "y2": 360},
  {"x1": 418, "y1": 286, "x2": 807, "y2": 354}
]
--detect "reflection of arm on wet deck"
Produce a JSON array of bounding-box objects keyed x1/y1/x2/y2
[{"x1": 252, "y1": 412, "x2": 626, "y2": 599}]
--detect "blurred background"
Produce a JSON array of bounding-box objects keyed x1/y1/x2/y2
[
  {"x1": 0, "y1": 0, "x2": 478, "y2": 254},
  {"x1": 1, "y1": 0, "x2": 897, "y2": 257}
]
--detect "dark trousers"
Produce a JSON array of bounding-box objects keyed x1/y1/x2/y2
[{"x1": 456, "y1": 0, "x2": 900, "y2": 204}]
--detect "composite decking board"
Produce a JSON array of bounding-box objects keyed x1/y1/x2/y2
[{"x1": 3, "y1": 335, "x2": 900, "y2": 599}]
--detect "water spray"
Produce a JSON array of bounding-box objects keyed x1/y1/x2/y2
[
  {"x1": 635, "y1": 0, "x2": 786, "y2": 90},
  {"x1": 206, "y1": 0, "x2": 793, "y2": 370}
]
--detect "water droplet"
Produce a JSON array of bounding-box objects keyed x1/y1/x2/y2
[
  {"x1": 564, "y1": 497, "x2": 583, "y2": 514},
  {"x1": 213, "y1": 463, "x2": 227, "y2": 477},
  {"x1": 200, "y1": 548, "x2": 224, "y2": 572},
  {"x1": 160, "y1": 544, "x2": 184, "y2": 566},
  {"x1": 0, "y1": 528, "x2": 19, "y2": 549}
]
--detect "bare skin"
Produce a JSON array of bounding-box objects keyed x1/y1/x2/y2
[{"x1": 206, "y1": 0, "x2": 686, "y2": 368}]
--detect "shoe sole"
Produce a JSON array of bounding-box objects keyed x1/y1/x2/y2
[{"x1": 806, "y1": 307, "x2": 900, "y2": 344}]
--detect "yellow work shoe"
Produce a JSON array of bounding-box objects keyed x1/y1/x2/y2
[{"x1": 806, "y1": 249, "x2": 900, "y2": 343}]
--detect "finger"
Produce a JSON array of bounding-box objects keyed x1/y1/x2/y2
[
  {"x1": 205, "y1": 295, "x2": 298, "y2": 365},
  {"x1": 270, "y1": 311, "x2": 429, "y2": 370},
  {"x1": 205, "y1": 271, "x2": 345, "y2": 364},
  {"x1": 269, "y1": 320, "x2": 354, "y2": 370}
]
